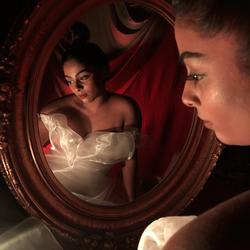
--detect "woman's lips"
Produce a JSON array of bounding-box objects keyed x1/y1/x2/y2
[
  {"x1": 203, "y1": 120, "x2": 213, "y2": 129},
  {"x1": 198, "y1": 115, "x2": 213, "y2": 129},
  {"x1": 79, "y1": 93, "x2": 87, "y2": 98}
]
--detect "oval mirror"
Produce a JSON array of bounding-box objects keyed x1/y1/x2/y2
[{"x1": 0, "y1": 0, "x2": 222, "y2": 249}]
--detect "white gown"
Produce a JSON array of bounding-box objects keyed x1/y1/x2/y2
[{"x1": 40, "y1": 113, "x2": 136, "y2": 205}]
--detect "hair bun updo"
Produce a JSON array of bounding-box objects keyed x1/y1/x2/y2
[{"x1": 61, "y1": 24, "x2": 109, "y2": 81}]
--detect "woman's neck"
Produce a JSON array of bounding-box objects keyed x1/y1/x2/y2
[{"x1": 75, "y1": 92, "x2": 109, "y2": 114}]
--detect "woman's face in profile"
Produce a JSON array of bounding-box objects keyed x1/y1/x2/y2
[
  {"x1": 174, "y1": 21, "x2": 250, "y2": 145},
  {"x1": 63, "y1": 59, "x2": 103, "y2": 103}
]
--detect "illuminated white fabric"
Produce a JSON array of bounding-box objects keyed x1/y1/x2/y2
[
  {"x1": 40, "y1": 113, "x2": 135, "y2": 205},
  {"x1": 138, "y1": 216, "x2": 197, "y2": 250},
  {"x1": 0, "y1": 217, "x2": 62, "y2": 250}
]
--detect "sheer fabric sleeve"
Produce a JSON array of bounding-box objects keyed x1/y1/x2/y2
[{"x1": 138, "y1": 216, "x2": 196, "y2": 250}]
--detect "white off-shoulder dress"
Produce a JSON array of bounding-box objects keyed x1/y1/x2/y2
[{"x1": 40, "y1": 113, "x2": 136, "y2": 205}]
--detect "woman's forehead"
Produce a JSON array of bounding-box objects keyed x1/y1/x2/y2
[{"x1": 175, "y1": 22, "x2": 239, "y2": 63}]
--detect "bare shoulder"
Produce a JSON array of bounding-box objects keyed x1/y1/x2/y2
[
  {"x1": 109, "y1": 93, "x2": 141, "y2": 128},
  {"x1": 40, "y1": 94, "x2": 74, "y2": 114},
  {"x1": 109, "y1": 93, "x2": 136, "y2": 112}
]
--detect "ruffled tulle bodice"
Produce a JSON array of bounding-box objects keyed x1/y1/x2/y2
[{"x1": 40, "y1": 113, "x2": 135, "y2": 205}]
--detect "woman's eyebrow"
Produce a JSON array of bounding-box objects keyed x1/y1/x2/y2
[
  {"x1": 64, "y1": 68, "x2": 88, "y2": 78},
  {"x1": 179, "y1": 51, "x2": 204, "y2": 63},
  {"x1": 76, "y1": 69, "x2": 88, "y2": 77}
]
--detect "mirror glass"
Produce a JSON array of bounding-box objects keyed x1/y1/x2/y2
[{"x1": 37, "y1": 0, "x2": 193, "y2": 206}]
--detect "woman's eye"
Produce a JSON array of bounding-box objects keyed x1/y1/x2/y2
[
  {"x1": 66, "y1": 79, "x2": 73, "y2": 85},
  {"x1": 78, "y1": 74, "x2": 90, "y2": 81},
  {"x1": 186, "y1": 73, "x2": 205, "y2": 82}
]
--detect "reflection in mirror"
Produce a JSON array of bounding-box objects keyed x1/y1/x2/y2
[{"x1": 38, "y1": 0, "x2": 192, "y2": 206}]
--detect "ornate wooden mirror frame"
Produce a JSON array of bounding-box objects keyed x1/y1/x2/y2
[{"x1": 0, "y1": 0, "x2": 222, "y2": 248}]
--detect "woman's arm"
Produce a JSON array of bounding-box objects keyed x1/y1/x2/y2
[
  {"x1": 122, "y1": 156, "x2": 137, "y2": 202},
  {"x1": 120, "y1": 96, "x2": 141, "y2": 202}
]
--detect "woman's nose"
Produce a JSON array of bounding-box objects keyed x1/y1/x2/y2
[
  {"x1": 181, "y1": 83, "x2": 200, "y2": 108},
  {"x1": 75, "y1": 81, "x2": 83, "y2": 91}
]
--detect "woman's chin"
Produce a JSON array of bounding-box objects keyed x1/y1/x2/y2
[
  {"x1": 79, "y1": 96, "x2": 90, "y2": 103},
  {"x1": 215, "y1": 132, "x2": 250, "y2": 146},
  {"x1": 81, "y1": 98, "x2": 89, "y2": 103}
]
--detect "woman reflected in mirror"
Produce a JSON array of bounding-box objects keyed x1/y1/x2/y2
[{"x1": 38, "y1": 30, "x2": 141, "y2": 206}]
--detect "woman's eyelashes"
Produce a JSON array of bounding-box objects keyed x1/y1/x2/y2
[
  {"x1": 66, "y1": 79, "x2": 73, "y2": 85},
  {"x1": 186, "y1": 72, "x2": 206, "y2": 82},
  {"x1": 78, "y1": 73, "x2": 91, "y2": 82},
  {"x1": 66, "y1": 74, "x2": 91, "y2": 85}
]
